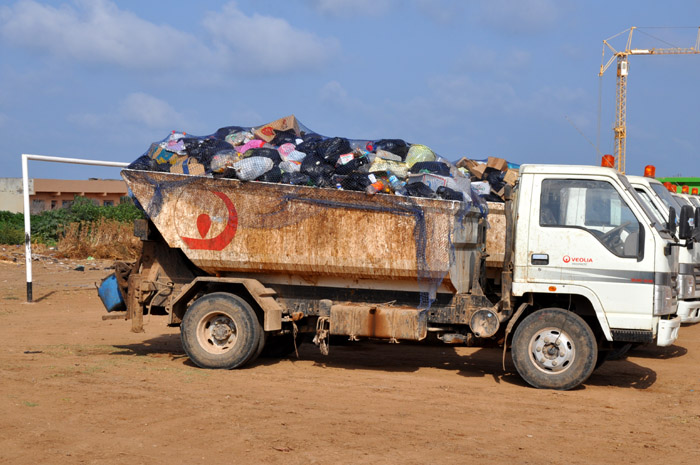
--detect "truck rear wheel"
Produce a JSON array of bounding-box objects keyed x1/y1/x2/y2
[
  {"x1": 511, "y1": 308, "x2": 597, "y2": 390},
  {"x1": 181, "y1": 292, "x2": 262, "y2": 369}
]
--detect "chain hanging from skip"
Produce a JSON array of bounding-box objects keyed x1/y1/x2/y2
[{"x1": 313, "y1": 316, "x2": 330, "y2": 356}]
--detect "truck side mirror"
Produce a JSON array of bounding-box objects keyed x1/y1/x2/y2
[
  {"x1": 667, "y1": 206, "x2": 677, "y2": 236},
  {"x1": 678, "y1": 205, "x2": 694, "y2": 240},
  {"x1": 695, "y1": 207, "x2": 700, "y2": 235}
]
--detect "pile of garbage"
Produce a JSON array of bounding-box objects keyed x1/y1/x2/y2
[
  {"x1": 456, "y1": 157, "x2": 520, "y2": 202},
  {"x1": 128, "y1": 115, "x2": 516, "y2": 206}
]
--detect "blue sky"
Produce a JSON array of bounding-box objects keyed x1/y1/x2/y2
[{"x1": 1, "y1": 0, "x2": 699, "y2": 180}]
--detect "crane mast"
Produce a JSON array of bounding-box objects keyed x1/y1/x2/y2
[{"x1": 599, "y1": 27, "x2": 700, "y2": 174}]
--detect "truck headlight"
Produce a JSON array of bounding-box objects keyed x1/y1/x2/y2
[
  {"x1": 654, "y1": 285, "x2": 675, "y2": 316},
  {"x1": 677, "y1": 274, "x2": 696, "y2": 300}
]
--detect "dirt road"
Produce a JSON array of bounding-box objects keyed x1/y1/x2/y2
[{"x1": 1, "y1": 255, "x2": 699, "y2": 464}]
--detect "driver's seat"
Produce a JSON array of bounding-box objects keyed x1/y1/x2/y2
[{"x1": 623, "y1": 232, "x2": 638, "y2": 256}]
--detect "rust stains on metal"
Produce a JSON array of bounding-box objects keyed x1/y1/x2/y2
[
  {"x1": 485, "y1": 201, "x2": 506, "y2": 269},
  {"x1": 122, "y1": 170, "x2": 481, "y2": 288},
  {"x1": 329, "y1": 304, "x2": 427, "y2": 341}
]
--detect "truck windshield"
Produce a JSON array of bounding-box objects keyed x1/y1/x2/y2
[
  {"x1": 635, "y1": 189, "x2": 667, "y2": 227},
  {"x1": 617, "y1": 174, "x2": 666, "y2": 235},
  {"x1": 688, "y1": 196, "x2": 700, "y2": 208},
  {"x1": 650, "y1": 182, "x2": 683, "y2": 216},
  {"x1": 674, "y1": 195, "x2": 693, "y2": 208}
]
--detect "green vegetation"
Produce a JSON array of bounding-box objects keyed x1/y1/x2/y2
[
  {"x1": 0, "y1": 195, "x2": 144, "y2": 245},
  {"x1": 0, "y1": 211, "x2": 24, "y2": 244}
]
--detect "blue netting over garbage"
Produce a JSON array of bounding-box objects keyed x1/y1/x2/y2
[{"x1": 127, "y1": 115, "x2": 492, "y2": 206}]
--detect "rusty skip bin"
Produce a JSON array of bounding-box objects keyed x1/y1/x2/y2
[{"x1": 122, "y1": 170, "x2": 482, "y2": 293}]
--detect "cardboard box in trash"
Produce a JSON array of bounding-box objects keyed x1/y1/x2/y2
[
  {"x1": 503, "y1": 168, "x2": 519, "y2": 186},
  {"x1": 253, "y1": 115, "x2": 300, "y2": 142},
  {"x1": 486, "y1": 156, "x2": 508, "y2": 171},
  {"x1": 455, "y1": 158, "x2": 486, "y2": 179}
]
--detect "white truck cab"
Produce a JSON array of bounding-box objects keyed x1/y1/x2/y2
[
  {"x1": 512, "y1": 165, "x2": 681, "y2": 359},
  {"x1": 629, "y1": 176, "x2": 700, "y2": 324}
]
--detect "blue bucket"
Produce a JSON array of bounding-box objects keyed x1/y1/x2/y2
[{"x1": 98, "y1": 273, "x2": 125, "y2": 312}]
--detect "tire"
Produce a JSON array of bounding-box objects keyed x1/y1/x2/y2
[
  {"x1": 181, "y1": 292, "x2": 262, "y2": 369},
  {"x1": 511, "y1": 308, "x2": 598, "y2": 390}
]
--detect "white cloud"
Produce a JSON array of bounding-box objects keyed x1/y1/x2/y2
[
  {"x1": 0, "y1": 0, "x2": 207, "y2": 70},
  {"x1": 202, "y1": 2, "x2": 340, "y2": 74},
  {"x1": 306, "y1": 0, "x2": 395, "y2": 17},
  {"x1": 0, "y1": 0, "x2": 337, "y2": 76},
  {"x1": 67, "y1": 93, "x2": 186, "y2": 131},
  {"x1": 119, "y1": 93, "x2": 186, "y2": 129},
  {"x1": 477, "y1": 0, "x2": 561, "y2": 35}
]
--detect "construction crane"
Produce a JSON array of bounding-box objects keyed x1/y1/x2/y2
[{"x1": 598, "y1": 26, "x2": 700, "y2": 174}]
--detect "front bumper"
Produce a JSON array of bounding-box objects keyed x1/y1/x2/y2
[
  {"x1": 676, "y1": 300, "x2": 700, "y2": 324},
  {"x1": 657, "y1": 315, "x2": 681, "y2": 347}
]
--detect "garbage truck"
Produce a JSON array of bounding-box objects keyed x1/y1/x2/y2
[
  {"x1": 99, "y1": 164, "x2": 685, "y2": 390},
  {"x1": 629, "y1": 174, "x2": 700, "y2": 324}
]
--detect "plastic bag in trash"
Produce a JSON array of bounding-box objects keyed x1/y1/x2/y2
[
  {"x1": 375, "y1": 149, "x2": 402, "y2": 162},
  {"x1": 436, "y1": 186, "x2": 464, "y2": 201},
  {"x1": 214, "y1": 126, "x2": 247, "y2": 141},
  {"x1": 235, "y1": 139, "x2": 265, "y2": 153},
  {"x1": 184, "y1": 138, "x2": 232, "y2": 166},
  {"x1": 410, "y1": 161, "x2": 451, "y2": 176},
  {"x1": 471, "y1": 181, "x2": 491, "y2": 196},
  {"x1": 369, "y1": 158, "x2": 409, "y2": 179},
  {"x1": 484, "y1": 168, "x2": 506, "y2": 192},
  {"x1": 225, "y1": 131, "x2": 254, "y2": 146},
  {"x1": 405, "y1": 144, "x2": 436, "y2": 167},
  {"x1": 279, "y1": 160, "x2": 302, "y2": 173},
  {"x1": 246, "y1": 148, "x2": 282, "y2": 164},
  {"x1": 281, "y1": 172, "x2": 312, "y2": 186},
  {"x1": 316, "y1": 137, "x2": 351, "y2": 165},
  {"x1": 301, "y1": 154, "x2": 335, "y2": 187},
  {"x1": 233, "y1": 156, "x2": 274, "y2": 181},
  {"x1": 270, "y1": 128, "x2": 299, "y2": 146},
  {"x1": 335, "y1": 156, "x2": 368, "y2": 175},
  {"x1": 405, "y1": 181, "x2": 437, "y2": 199},
  {"x1": 159, "y1": 131, "x2": 187, "y2": 155},
  {"x1": 256, "y1": 165, "x2": 283, "y2": 183},
  {"x1": 374, "y1": 139, "x2": 409, "y2": 159},
  {"x1": 128, "y1": 154, "x2": 159, "y2": 171},
  {"x1": 338, "y1": 172, "x2": 373, "y2": 191},
  {"x1": 210, "y1": 150, "x2": 240, "y2": 173}
]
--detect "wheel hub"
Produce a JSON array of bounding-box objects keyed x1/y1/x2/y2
[
  {"x1": 197, "y1": 313, "x2": 238, "y2": 354},
  {"x1": 529, "y1": 329, "x2": 575, "y2": 373},
  {"x1": 211, "y1": 320, "x2": 233, "y2": 341}
]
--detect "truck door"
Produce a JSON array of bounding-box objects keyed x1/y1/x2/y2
[{"x1": 526, "y1": 176, "x2": 655, "y2": 329}]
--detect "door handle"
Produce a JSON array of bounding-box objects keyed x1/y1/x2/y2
[{"x1": 531, "y1": 254, "x2": 549, "y2": 265}]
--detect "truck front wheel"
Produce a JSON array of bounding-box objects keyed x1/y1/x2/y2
[
  {"x1": 181, "y1": 292, "x2": 262, "y2": 369},
  {"x1": 511, "y1": 308, "x2": 597, "y2": 390}
]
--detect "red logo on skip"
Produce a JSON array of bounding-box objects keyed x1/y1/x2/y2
[
  {"x1": 563, "y1": 255, "x2": 592, "y2": 263},
  {"x1": 181, "y1": 191, "x2": 238, "y2": 251}
]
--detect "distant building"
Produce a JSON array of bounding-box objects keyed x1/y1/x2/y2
[{"x1": 0, "y1": 178, "x2": 128, "y2": 214}]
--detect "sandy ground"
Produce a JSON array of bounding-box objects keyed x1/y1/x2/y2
[{"x1": 1, "y1": 247, "x2": 700, "y2": 464}]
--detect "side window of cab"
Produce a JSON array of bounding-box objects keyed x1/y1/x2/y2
[{"x1": 540, "y1": 179, "x2": 641, "y2": 258}]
